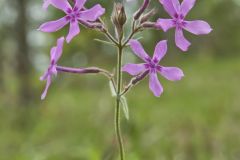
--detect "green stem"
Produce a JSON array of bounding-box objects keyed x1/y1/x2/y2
[{"x1": 115, "y1": 44, "x2": 125, "y2": 160}]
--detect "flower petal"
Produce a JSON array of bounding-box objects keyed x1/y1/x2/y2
[
  {"x1": 159, "y1": 0, "x2": 178, "y2": 18},
  {"x1": 129, "y1": 39, "x2": 151, "y2": 62},
  {"x1": 183, "y1": 20, "x2": 212, "y2": 35},
  {"x1": 153, "y1": 40, "x2": 168, "y2": 63},
  {"x1": 55, "y1": 37, "x2": 65, "y2": 61},
  {"x1": 156, "y1": 18, "x2": 175, "y2": 32},
  {"x1": 172, "y1": 0, "x2": 181, "y2": 12},
  {"x1": 38, "y1": 17, "x2": 69, "y2": 32},
  {"x1": 74, "y1": 0, "x2": 86, "y2": 9},
  {"x1": 66, "y1": 21, "x2": 80, "y2": 43},
  {"x1": 79, "y1": 4, "x2": 105, "y2": 22},
  {"x1": 180, "y1": 0, "x2": 196, "y2": 17},
  {"x1": 175, "y1": 28, "x2": 191, "y2": 51},
  {"x1": 49, "y1": 0, "x2": 72, "y2": 13},
  {"x1": 158, "y1": 66, "x2": 184, "y2": 81},
  {"x1": 40, "y1": 70, "x2": 49, "y2": 81},
  {"x1": 122, "y1": 63, "x2": 146, "y2": 76},
  {"x1": 41, "y1": 76, "x2": 52, "y2": 100},
  {"x1": 50, "y1": 47, "x2": 57, "y2": 62},
  {"x1": 149, "y1": 73, "x2": 163, "y2": 97}
]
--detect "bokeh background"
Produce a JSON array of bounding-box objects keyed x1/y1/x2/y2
[{"x1": 0, "y1": 0, "x2": 240, "y2": 159}]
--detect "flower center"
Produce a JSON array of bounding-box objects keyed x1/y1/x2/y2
[
  {"x1": 173, "y1": 13, "x2": 186, "y2": 29},
  {"x1": 66, "y1": 7, "x2": 81, "y2": 22},
  {"x1": 145, "y1": 59, "x2": 159, "y2": 73}
]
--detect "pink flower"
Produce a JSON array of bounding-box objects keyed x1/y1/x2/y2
[
  {"x1": 39, "y1": 0, "x2": 105, "y2": 43},
  {"x1": 40, "y1": 37, "x2": 64, "y2": 100},
  {"x1": 156, "y1": 0, "x2": 212, "y2": 51},
  {"x1": 122, "y1": 39, "x2": 184, "y2": 97}
]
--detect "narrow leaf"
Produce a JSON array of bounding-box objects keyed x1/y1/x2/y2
[
  {"x1": 94, "y1": 39, "x2": 115, "y2": 46},
  {"x1": 120, "y1": 96, "x2": 129, "y2": 120},
  {"x1": 109, "y1": 81, "x2": 117, "y2": 97}
]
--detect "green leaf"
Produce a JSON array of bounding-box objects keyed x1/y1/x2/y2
[
  {"x1": 135, "y1": 37, "x2": 143, "y2": 40},
  {"x1": 94, "y1": 39, "x2": 115, "y2": 46},
  {"x1": 109, "y1": 81, "x2": 117, "y2": 97},
  {"x1": 120, "y1": 96, "x2": 129, "y2": 120}
]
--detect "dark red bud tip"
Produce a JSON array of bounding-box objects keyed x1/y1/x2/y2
[{"x1": 134, "y1": 0, "x2": 150, "y2": 20}]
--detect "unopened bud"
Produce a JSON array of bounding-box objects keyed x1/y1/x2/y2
[
  {"x1": 134, "y1": 0, "x2": 150, "y2": 20},
  {"x1": 140, "y1": 8, "x2": 157, "y2": 24},
  {"x1": 112, "y1": 3, "x2": 127, "y2": 29},
  {"x1": 79, "y1": 19, "x2": 104, "y2": 30},
  {"x1": 132, "y1": 70, "x2": 149, "y2": 85},
  {"x1": 141, "y1": 22, "x2": 157, "y2": 29}
]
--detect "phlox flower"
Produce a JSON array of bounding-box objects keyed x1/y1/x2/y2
[
  {"x1": 122, "y1": 39, "x2": 184, "y2": 97},
  {"x1": 40, "y1": 37, "x2": 64, "y2": 100},
  {"x1": 156, "y1": 0, "x2": 212, "y2": 51},
  {"x1": 39, "y1": 0, "x2": 105, "y2": 43}
]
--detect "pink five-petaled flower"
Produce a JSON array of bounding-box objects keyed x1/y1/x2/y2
[
  {"x1": 122, "y1": 39, "x2": 184, "y2": 97},
  {"x1": 38, "y1": 0, "x2": 105, "y2": 43},
  {"x1": 40, "y1": 37, "x2": 64, "y2": 100},
  {"x1": 156, "y1": 0, "x2": 212, "y2": 51}
]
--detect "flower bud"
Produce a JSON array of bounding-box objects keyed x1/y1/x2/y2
[
  {"x1": 111, "y1": 3, "x2": 127, "y2": 39},
  {"x1": 141, "y1": 22, "x2": 157, "y2": 29},
  {"x1": 134, "y1": 0, "x2": 150, "y2": 20},
  {"x1": 132, "y1": 70, "x2": 149, "y2": 85},
  {"x1": 78, "y1": 19, "x2": 104, "y2": 30},
  {"x1": 140, "y1": 8, "x2": 157, "y2": 24},
  {"x1": 112, "y1": 3, "x2": 127, "y2": 27}
]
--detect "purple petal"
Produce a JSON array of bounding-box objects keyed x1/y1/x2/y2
[
  {"x1": 172, "y1": 0, "x2": 180, "y2": 12},
  {"x1": 40, "y1": 70, "x2": 49, "y2": 81},
  {"x1": 55, "y1": 37, "x2": 65, "y2": 61},
  {"x1": 79, "y1": 4, "x2": 105, "y2": 22},
  {"x1": 50, "y1": 47, "x2": 57, "y2": 62},
  {"x1": 156, "y1": 18, "x2": 175, "y2": 32},
  {"x1": 41, "y1": 76, "x2": 52, "y2": 100},
  {"x1": 38, "y1": 17, "x2": 69, "y2": 32},
  {"x1": 129, "y1": 39, "x2": 151, "y2": 62},
  {"x1": 122, "y1": 63, "x2": 146, "y2": 76},
  {"x1": 153, "y1": 40, "x2": 168, "y2": 63},
  {"x1": 184, "y1": 20, "x2": 212, "y2": 35},
  {"x1": 149, "y1": 73, "x2": 163, "y2": 97},
  {"x1": 49, "y1": 0, "x2": 72, "y2": 13},
  {"x1": 175, "y1": 28, "x2": 191, "y2": 51},
  {"x1": 66, "y1": 21, "x2": 80, "y2": 43},
  {"x1": 159, "y1": 0, "x2": 177, "y2": 18},
  {"x1": 158, "y1": 66, "x2": 184, "y2": 81},
  {"x1": 180, "y1": 0, "x2": 196, "y2": 17},
  {"x1": 74, "y1": 0, "x2": 86, "y2": 10}
]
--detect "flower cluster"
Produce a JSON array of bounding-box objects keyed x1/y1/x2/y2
[
  {"x1": 39, "y1": 0, "x2": 212, "y2": 159},
  {"x1": 39, "y1": 0, "x2": 212, "y2": 99}
]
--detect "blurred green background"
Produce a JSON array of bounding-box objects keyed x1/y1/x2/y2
[{"x1": 0, "y1": 0, "x2": 240, "y2": 159}]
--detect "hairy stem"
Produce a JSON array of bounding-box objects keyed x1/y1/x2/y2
[{"x1": 115, "y1": 44, "x2": 125, "y2": 160}]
